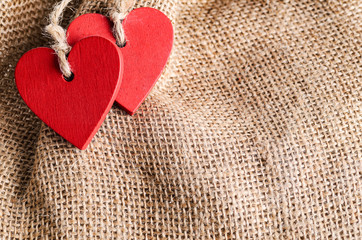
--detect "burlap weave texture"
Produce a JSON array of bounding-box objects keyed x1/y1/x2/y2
[{"x1": 0, "y1": 0, "x2": 361, "y2": 239}]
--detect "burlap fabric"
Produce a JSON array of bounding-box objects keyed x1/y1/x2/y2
[{"x1": 0, "y1": 0, "x2": 361, "y2": 239}]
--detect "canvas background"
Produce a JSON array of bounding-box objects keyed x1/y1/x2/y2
[{"x1": 0, "y1": 0, "x2": 361, "y2": 239}]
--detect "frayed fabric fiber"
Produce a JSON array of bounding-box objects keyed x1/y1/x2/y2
[{"x1": 0, "y1": 0, "x2": 361, "y2": 239}]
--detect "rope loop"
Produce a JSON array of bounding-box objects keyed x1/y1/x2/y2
[{"x1": 45, "y1": 0, "x2": 135, "y2": 77}]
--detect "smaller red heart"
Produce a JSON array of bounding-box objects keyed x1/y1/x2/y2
[
  {"x1": 15, "y1": 36, "x2": 123, "y2": 150},
  {"x1": 67, "y1": 7, "x2": 174, "y2": 115}
]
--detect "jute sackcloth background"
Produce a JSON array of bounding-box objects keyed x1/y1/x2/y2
[{"x1": 0, "y1": 0, "x2": 361, "y2": 239}]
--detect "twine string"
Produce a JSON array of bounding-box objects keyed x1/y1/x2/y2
[
  {"x1": 45, "y1": 0, "x2": 73, "y2": 78},
  {"x1": 45, "y1": 0, "x2": 135, "y2": 78},
  {"x1": 110, "y1": 0, "x2": 135, "y2": 47}
]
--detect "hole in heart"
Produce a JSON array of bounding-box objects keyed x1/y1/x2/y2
[
  {"x1": 117, "y1": 41, "x2": 127, "y2": 48},
  {"x1": 63, "y1": 72, "x2": 75, "y2": 82}
]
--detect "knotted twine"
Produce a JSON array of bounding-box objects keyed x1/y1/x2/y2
[{"x1": 45, "y1": 0, "x2": 135, "y2": 78}]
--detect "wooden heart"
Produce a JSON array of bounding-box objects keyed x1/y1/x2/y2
[
  {"x1": 67, "y1": 7, "x2": 174, "y2": 115},
  {"x1": 15, "y1": 36, "x2": 123, "y2": 150}
]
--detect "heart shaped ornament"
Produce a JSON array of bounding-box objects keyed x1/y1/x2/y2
[
  {"x1": 15, "y1": 36, "x2": 123, "y2": 150},
  {"x1": 67, "y1": 7, "x2": 174, "y2": 115}
]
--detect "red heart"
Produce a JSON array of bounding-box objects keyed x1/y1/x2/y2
[
  {"x1": 15, "y1": 36, "x2": 123, "y2": 150},
  {"x1": 67, "y1": 7, "x2": 174, "y2": 115}
]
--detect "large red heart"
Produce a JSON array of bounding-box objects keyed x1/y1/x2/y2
[
  {"x1": 67, "y1": 7, "x2": 174, "y2": 115},
  {"x1": 15, "y1": 36, "x2": 123, "y2": 150}
]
